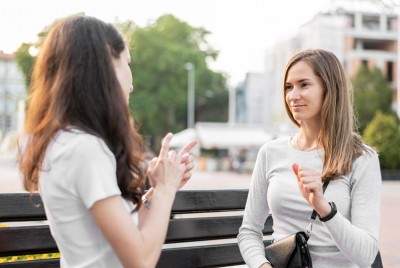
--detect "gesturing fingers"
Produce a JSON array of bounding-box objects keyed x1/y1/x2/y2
[
  {"x1": 159, "y1": 133, "x2": 173, "y2": 158},
  {"x1": 178, "y1": 140, "x2": 197, "y2": 156},
  {"x1": 293, "y1": 164, "x2": 323, "y2": 194}
]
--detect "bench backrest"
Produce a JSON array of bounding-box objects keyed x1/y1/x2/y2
[{"x1": 0, "y1": 190, "x2": 273, "y2": 268}]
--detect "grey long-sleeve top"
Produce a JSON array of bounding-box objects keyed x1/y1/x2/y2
[{"x1": 237, "y1": 137, "x2": 381, "y2": 268}]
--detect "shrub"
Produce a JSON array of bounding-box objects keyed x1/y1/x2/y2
[{"x1": 364, "y1": 111, "x2": 400, "y2": 169}]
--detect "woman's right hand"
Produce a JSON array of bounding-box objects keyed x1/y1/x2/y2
[
  {"x1": 260, "y1": 263, "x2": 273, "y2": 268},
  {"x1": 147, "y1": 133, "x2": 185, "y2": 194}
]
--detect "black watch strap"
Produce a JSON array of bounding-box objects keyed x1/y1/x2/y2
[{"x1": 319, "y1": 202, "x2": 337, "y2": 222}]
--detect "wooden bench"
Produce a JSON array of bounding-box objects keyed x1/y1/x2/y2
[
  {"x1": 0, "y1": 190, "x2": 273, "y2": 267},
  {"x1": 0, "y1": 190, "x2": 383, "y2": 267}
]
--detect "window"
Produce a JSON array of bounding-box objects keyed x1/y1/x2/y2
[
  {"x1": 362, "y1": 15, "x2": 379, "y2": 30},
  {"x1": 387, "y1": 61, "x2": 393, "y2": 82},
  {"x1": 347, "y1": 14, "x2": 355, "y2": 28},
  {"x1": 387, "y1": 17, "x2": 397, "y2": 31}
]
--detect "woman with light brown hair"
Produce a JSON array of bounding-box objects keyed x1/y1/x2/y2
[
  {"x1": 19, "y1": 15, "x2": 196, "y2": 267},
  {"x1": 238, "y1": 49, "x2": 381, "y2": 267}
]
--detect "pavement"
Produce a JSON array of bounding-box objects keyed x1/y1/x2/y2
[{"x1": 1, "y1": 151, "x2": 399, "y2": 267}]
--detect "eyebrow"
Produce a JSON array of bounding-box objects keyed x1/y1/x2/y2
[{"x1": 286, "y1": 78, "x2": 311, "y2": 84}]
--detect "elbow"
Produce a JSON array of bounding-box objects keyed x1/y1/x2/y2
[
  {"x1": 356, "y1": 241, "x2": 380, "y2": 267},
  {"x1": 122, "y1": 251, "x2": 161, "y2": 268},
  {"x1": 364, "y1": 250, "x2": 380, "y2": 267},
  {"x1": 127, "y1": 258, "x2": 158, "y2": 268},
  {"x1": 142, "y1": 252, "x2": 161, "y2": 268}
]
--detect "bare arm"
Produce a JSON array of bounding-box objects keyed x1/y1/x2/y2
[{"x1": 91, "y1": 133, "x2": 186, "y2": 267}]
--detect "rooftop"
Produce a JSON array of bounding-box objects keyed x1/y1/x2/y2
[
  {"x1": 322, "y1": 0, "x2": 398, "y2": 15},
  {"x1": 0, "y1": 51, "x2": 14, "y2": 60}
]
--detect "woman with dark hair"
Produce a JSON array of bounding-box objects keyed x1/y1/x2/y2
[
  {"x1": 238, "y1": 49, "x2": 381, "y2": 267},
  {"x1": 19, "y1": 15, "x2": 196, "y2": 267}
]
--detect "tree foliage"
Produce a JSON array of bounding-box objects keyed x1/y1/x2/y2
[
  {"x1": 15, "y1": 14, "x2": 229, "y2": 150},
  {"x1": 15, "y1": 43, "x2": 35, "y2": 88},
  {"x1": 15, "y1": 12, "x2": 85, "y2": 92},
  {"x1": 364, "y1": 111, "x2": 400, "y2": 169},
  {"x1": 352, "y1": 66, "x2": 393, "y2": 134},
  {"x1": 122, "y1": 15, "x2": 228, "y2": 148}
]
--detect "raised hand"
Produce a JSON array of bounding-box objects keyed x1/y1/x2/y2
[
  {"x1": 292, "y1": 163, "x2": 325, "y2": 209},
  {"x1": 147, "y1": 133, "x2": 185, "y2": 193}
]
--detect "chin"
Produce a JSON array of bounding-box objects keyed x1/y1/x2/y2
[{"x1": 292, "y1": 114, "x2": 303, "y2": 121}]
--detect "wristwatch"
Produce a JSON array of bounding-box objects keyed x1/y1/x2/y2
[
  {"x1": 141, "y1": 195, "x2": 151, "y2": 209},
  {"x1": 319, "y1": 202, "x2": 337, "y2": 222}
]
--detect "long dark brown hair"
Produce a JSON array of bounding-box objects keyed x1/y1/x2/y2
[
  {"x1": 19, "y1": 15, "x2": 145, "y2": 206},
  {"x1": 283, "y1": 49, "x2": 369, "y2": 180}
]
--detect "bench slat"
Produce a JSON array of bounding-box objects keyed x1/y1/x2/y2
[
  {"x1": 0, "y1": 217, "x2": 273, "y2": 256},
  {"x1": 0, "y1": 194, "x2": 46, "y2": 222},
  {"x1": 171, "y1": 190, "x2": 249, "y2": 212},
  {"x1": 0, "y1": 190, "x2": 248, "y2": 222},
  {"x1": 0, "y1": 226, "x2": 58, "y2": 257},
  {"x1": 157, "y1": 241, "x2": 271, "y2": 268},
  {"x1": 166, "y1": 216, "x2": 273, "y2": 243},
  {"x1": 0, "y1": 259, "x2": 59, "y2": 268}
]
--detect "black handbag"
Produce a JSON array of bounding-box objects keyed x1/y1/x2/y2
[
  {"x1": 264, "y1": 181, "x2": 329, "y2": 268},
  {"x1": 265, "y1": 231, "x2": 312, "y2": 268}
]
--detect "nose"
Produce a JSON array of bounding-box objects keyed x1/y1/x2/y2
[
  {"x1": 288, "y1": 87, "x2": 300, "y2": 101},
  {"x1": 130, "y1": 85, "x2": 134, "y2": 93}
]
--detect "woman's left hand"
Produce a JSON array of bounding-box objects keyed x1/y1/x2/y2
[{"x1": 177, "y1": 141, "x2": 197, "y2": 189}]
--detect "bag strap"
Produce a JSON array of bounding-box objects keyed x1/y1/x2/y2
[{"x1": 306, "y1": 180, "x2": 330, "y2": 237}]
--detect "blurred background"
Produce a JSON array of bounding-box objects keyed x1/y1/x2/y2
[{"x1": 1, "y1": 0, "x2": 400, "y2": 267}]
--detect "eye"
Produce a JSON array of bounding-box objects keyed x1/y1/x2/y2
[
  {"x1": 285, "y1": 84, "x2": 293, "y2": 91},
  {"x1": 301, "y1": 82, "x2": 309, "y2": 88}
]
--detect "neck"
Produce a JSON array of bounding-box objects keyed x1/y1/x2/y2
[{"x1": 296, "y1": 125, "x2": 321, "y2": 151}]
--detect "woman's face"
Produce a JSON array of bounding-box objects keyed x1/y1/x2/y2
[
  {"x1": 285, "y1": 61, "x2": 324, "y2": 126},
  {"x1": 112, "y1": 46, "x2": 133, "y2": 104}
]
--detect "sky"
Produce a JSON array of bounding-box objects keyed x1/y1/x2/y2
[{"x1": 0, "y1": 0, "x2": 332, "y2": 86}]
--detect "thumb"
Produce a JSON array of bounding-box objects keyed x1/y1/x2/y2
[{"x1": 292, "y1": 163, "x2": 300, "y2": 180}]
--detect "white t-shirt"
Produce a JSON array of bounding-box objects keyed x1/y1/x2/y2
[{"x1": 39, "y1": 127, "x2": 138, "y2": 268}]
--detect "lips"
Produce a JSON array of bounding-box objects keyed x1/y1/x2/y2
[{"x1": 291, "y1": 105, "x2": 306, "y2": 112}]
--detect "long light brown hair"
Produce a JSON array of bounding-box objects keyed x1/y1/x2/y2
[
  {"x1": 19, "y1": 15, "x2": 145, "y2": 206},
  {"x1": 283, "y1": 49, "x2": 369, "y2": 180}
]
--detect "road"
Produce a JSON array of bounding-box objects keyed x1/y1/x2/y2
[{"x1": 1, "y1": 151, "x2": 399, "y2": 267}]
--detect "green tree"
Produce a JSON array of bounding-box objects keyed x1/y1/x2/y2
[
  {"x1": 15, "y1": 14, "x2": 83, "y2": 91},
  {"x1": 15, "y1": 14, "x2": 228, "y2": 150},
  {"x1": 352, "y1": 66, "x2": 393, "y2": 134},
  {"x1": 15, "y1": 43, "x2": 35, "y2": 88},
  {"x1": 364, "y1": 111, "x2": 400, "y2": 169},
  {"x1": 124, "y1": 14, "x2": 228, "y2": 148}
]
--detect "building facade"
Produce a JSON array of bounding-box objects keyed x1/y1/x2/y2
[
  {"x1": 0, "y1": 51, "x2": 26, "y2": 136},
  {"x1": 235, "y1": 73, "x2": 269, "y2": 126},
  {"x1": 260, "y1": 0, "x2": 399, "y2": 134}
]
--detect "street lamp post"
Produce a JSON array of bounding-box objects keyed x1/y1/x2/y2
[{"x1": 184, "y1": 62, "x2": 195, "y2": 129}]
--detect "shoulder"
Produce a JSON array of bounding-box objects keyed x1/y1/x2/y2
[
  {"x1": 350, "y1": 143, "x2": 380, "y2": 180},
  {"x1": 354, "y1": 144, "x2": 379, "y2": 166},
  {"x1": 259, "y1": 136, "x2": 289, "y2": 154},
  {"x1": 51, "y1": 128, "x2": 115, "y2": 164},
  {"x1": 254, "y1": 137, "x2": 290, "y2": 165}
]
